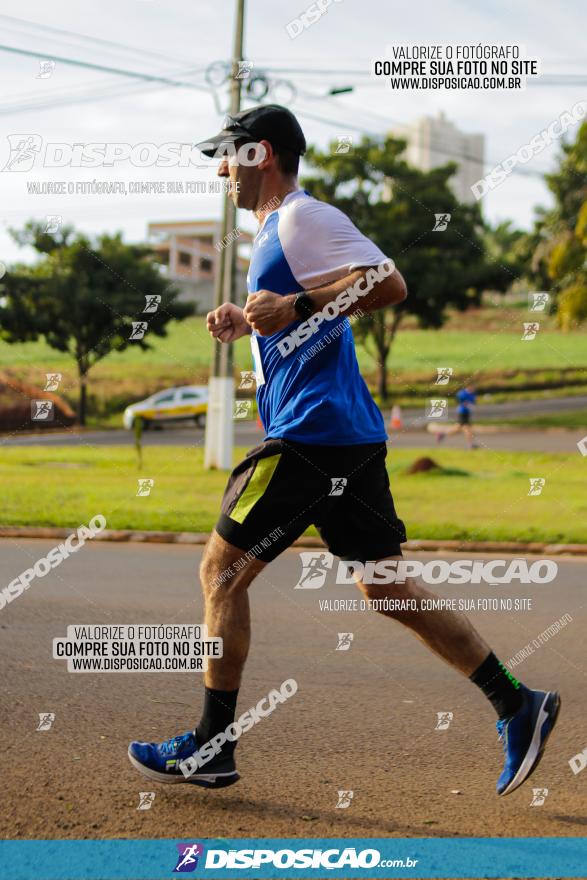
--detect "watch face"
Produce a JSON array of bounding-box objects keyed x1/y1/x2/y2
[{"x1": 295, "y1": 294, "x2": 314, "y2": 320}]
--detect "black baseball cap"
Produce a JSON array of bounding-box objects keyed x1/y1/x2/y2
[{"x1": 196, "y1": 104, "x2": 306, "y2": 158}]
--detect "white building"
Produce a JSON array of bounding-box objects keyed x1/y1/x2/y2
[
  {"x1": 390, "y1": 112, "x2": 485, "y2": 205},
  {"x1": 147, "y1": 219, "x2": 252, "y2": 313}
]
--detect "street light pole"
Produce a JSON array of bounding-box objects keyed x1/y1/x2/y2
[{"x1": 204, "y1": 0, "x2": 245, "y2": 469}]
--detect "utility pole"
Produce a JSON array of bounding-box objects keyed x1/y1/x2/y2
[{"x1": 204, "y1": 0, "x2": 245, "y2": 469}]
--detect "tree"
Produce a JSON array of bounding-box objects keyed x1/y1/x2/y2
[
  {"x1": 302, "y1": 135, "x2": 490, "y2": 399},
  {"x1": 0, "y1": 222, "x2": 193, "y2": 424},
  {"x1": 480, "y1": 220, "x2": 529, "y2": 292},
  {"x1": 529, "y1": 121, "x2": 587, "y2": 327}
]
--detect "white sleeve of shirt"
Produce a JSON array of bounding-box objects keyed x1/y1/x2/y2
[{"x1": 277, "y1": 195, "x2": 390, "y2": 289}]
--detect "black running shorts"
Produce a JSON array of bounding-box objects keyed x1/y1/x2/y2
[
  {"x1": 458, "y1": 410, "x2": 471, "y2": 425},
  {"x1": 215, "y1": 439, "x2": 407, "y2": 563}
]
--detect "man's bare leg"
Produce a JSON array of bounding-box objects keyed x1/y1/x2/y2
[
  {"x1": 353, "y1": 554, "x2": 561, "y2": 796},
  {"x1": 463, "y1": 423, "x2": 476, "y2": 448},
  {"x1": 126, "y1": 531, "x2": 263, "y2": 787},
  {"x1": 199, "y1": 530, "x2": 266, "y2": 689},
  {"x1": 436, "y1": 423, "x2": 463, "y2": 442},
  {"x1": 354, "y1": 555, "x2": 489, "y2": 675}
]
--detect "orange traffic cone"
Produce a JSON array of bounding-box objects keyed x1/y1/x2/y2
[
  {"x1": 256, "y1": 413, "x2": 263, "y2": 431},
  {"x1": 390, "y1": 404, "x2": 402, "y2": 430}
]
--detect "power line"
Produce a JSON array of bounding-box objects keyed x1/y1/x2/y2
[
  {"x1": 0, "y1": 67, "x2": 208, "y2": 116},
  {"x1": 0, "y1": 82, "x2": 180, "y2": 116},
  {"x1": 0, "y1": 13, "x2": 199, "y2": 68},
  {"x1": 0, "y1": 43, "x2": 212, "y2": 93},
  {"x1": 0, "y1": 42, "x2": 572, "y2": 180}
]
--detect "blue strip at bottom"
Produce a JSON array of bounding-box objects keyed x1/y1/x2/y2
[{"x1": 1, "y1": 837, "x2": 586, "y2": 879}]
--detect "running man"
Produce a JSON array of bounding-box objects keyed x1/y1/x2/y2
[
  {"x1": 128, "y1": 105, "x2": 560, "y2": 796},
  {"x1": 456, "y1": 384, "x2": 477, "y2": 446},
  {"x1": 437, "y1": 383, "x2": 478, "y2": 448}
]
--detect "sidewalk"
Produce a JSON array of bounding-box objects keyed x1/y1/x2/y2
[{"x1": 1, "y1": 526, "x2": 586, "y2": 556}]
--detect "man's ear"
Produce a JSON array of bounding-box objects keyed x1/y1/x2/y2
[{"x1": 257, "y1": 139, "x2": 275, "y2": 170}]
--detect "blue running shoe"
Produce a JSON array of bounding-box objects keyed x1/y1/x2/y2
[
  {"x1": 128, "y1": 731, "x2": 239, "y2": 789},
  {"x1": 496, "y1": 686, "x2": 560, "y2": 796}
]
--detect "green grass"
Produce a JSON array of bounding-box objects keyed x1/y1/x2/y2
[
  {"x1": 364, "y1": 328, "x2": 586, "y2": 376},
  {"x1": 2, "y1": 446, "x2": 585, "y2": 544},
  {"x1": 2, "y1": 316, "x2": 585, "y2": 427},
  {"x1": 478, "y1": 408, "x2": 587, "y2": 430},
  {"x1": 2, "y1": 316, "x2": 585, "y2": 376}
]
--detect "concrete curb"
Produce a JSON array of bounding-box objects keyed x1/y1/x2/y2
[{"x1": 1, "y1": 527, "x2": 586, "y2": 556}]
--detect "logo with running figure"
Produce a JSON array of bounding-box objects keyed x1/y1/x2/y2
[
  {"x1": 44, "y1": 215, "x2": 62, "y2": 234},
  {"x1": 528, "y1": 478, "x2": 546, "y2": 497},
  {"x1": 233, "y1": 400, "x2": 252, "y2": 419},
  {"x1": 36, "y1": 712, "x2": 56, "y2": 731},
  {"x1": 336, "y1": 789, "x2": 354, "y2": 808},
  {"x1": 44, "y1": 373, "x2": 62, "y2": 391},
  {"x1": 36, "y1": 60, "x2": 56, "y2": 79},
  {"x1": 530, "y1": 787, "x2": 549, "y2": 806},
  {"x1": 129, "y1": 321, "x2": 149, "y2": 340},
  {"x1": 427, "y1": 399, "x2": 448, "y2": 420},
  {"x1": 173, "y1": 843, "x2": 204, "y2": 873},
  {"x1": 522, "y1": 322, "x2": 540, "y2": 341},
  {"x1": 433, "y1": 213, "x2": 451, "y2": 231},
  {"x1": 529, "y1": 292, "x2": 550, "y2": 312},
  {"x1": 136, "y1": 478, "x2": 155, "y2": 497},
  {"x1": 435, "y1": 711, "x2": 453, "y2": 730},
  {"x1": 336, "y1": 632, "x2": 354, "y2": 651},
  {"x1": 2, "y1": 134, "x2": 42, "y2": 171},
  {"x1": 435, "y1": 367, "x2": 453, "y2": 385},
  {"x1": 335, "y1": 135, "x2": 353, "y2": 154},
  {"x1": 329, "y1": 477, "x2": 347, "y2": 496},
  {"x1": 235, "y1": 60, "x2": 253, "y2": 80},
  {"x1": 31, "y1": 400, "x2": 54, "y2": 421},
  {"x1": 143, "y1": 294, "x2": 161, "y2": 313},
  {"x1": 294, "y1": 552, "x2": 334, "y2": 589},
  {"x1": 238, "y1": 370, "x2": 256, "y2": 390},
  {"x1": 137, "y1": 791, "x2": 156, "y2": 810}
]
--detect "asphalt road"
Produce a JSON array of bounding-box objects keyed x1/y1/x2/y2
[
  {"x1": 2, "y1": 421, "x2": 585, "y2": 453},
  {"x1": 2, "y1": 396, "x2": 585, "y2": 452},
  {"x1": 1, "y1": 540, "x2": 585, "y2": 842}
]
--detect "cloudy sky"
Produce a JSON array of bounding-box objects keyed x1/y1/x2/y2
[{"x1": 0, "y1": 0, "x2": 585, "y2": 265}]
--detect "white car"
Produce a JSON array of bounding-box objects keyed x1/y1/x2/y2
[{"x1": 123, "y1": 386, "x2": 208, "y2": 430}]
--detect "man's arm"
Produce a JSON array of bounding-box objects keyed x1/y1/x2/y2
[
  {"x1": 243, "y1": 264, "x2": 407, "y2": 336},
  {"x1": 304, "y1": 264, "x2": 407, "y2": 315}
]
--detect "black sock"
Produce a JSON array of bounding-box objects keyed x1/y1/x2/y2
[
  {"x1": 196, "y1": 687, "x2": 239, "y2": 753},
  {"x1": 470, "y1": 652, "x2": 524, "y2": 719}
]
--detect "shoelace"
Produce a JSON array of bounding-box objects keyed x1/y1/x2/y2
[
  {"x1": 160, "y1": 732, "x2": 194, "y2": 755},
  {"x1": 496, "y1": 719, "x2": 508, "y2": 752}
]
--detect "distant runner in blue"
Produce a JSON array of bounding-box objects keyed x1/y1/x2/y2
[
  {"x1": 455, "y1": 384, "x2": 478, "y2": 448},
  {"x1": 437, "y1": 384, "x2": 478, "y2": 448},
  {"x1": 128, "y1": 105, "x2": 560, "y2": 800}
]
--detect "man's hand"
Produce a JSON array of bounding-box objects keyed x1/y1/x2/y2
[
  {"x1": 206, "y1": 303, "x2": 251, "y2": 343},
  {"x1": 243, "y1": 290, "x2": 296, "y2": 336}
]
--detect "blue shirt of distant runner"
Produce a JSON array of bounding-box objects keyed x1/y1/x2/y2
[{"x1": 456, "y1": 388, "x2": 477, "y2": 414}]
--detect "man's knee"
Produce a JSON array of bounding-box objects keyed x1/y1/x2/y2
[
  {"x1": 200, "y1": 551, "x2": 233, "y2": 594},
  {"x1": 356, "y1": 576, "x2": 422, "y2": 603},
  {"x1": 199, "y1": 540, "x2": 261, "y2": 597}
]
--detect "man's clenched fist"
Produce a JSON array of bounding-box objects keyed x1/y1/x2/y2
[{"x1": 206, "y1": 303, "x2": 251, "y2": 343}]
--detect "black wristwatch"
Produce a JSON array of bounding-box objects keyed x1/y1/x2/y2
[{"x1": 294, "y1": 292, "x2": 315, "y2": 321}]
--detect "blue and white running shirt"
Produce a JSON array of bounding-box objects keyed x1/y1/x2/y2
[{"x1": 247, "y1": 189, "x2": 389, "y2": 445}]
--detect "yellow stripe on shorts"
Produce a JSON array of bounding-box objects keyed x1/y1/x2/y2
[{"x1": 229, "y1": 454, "x2": 281, "y2": 524}]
